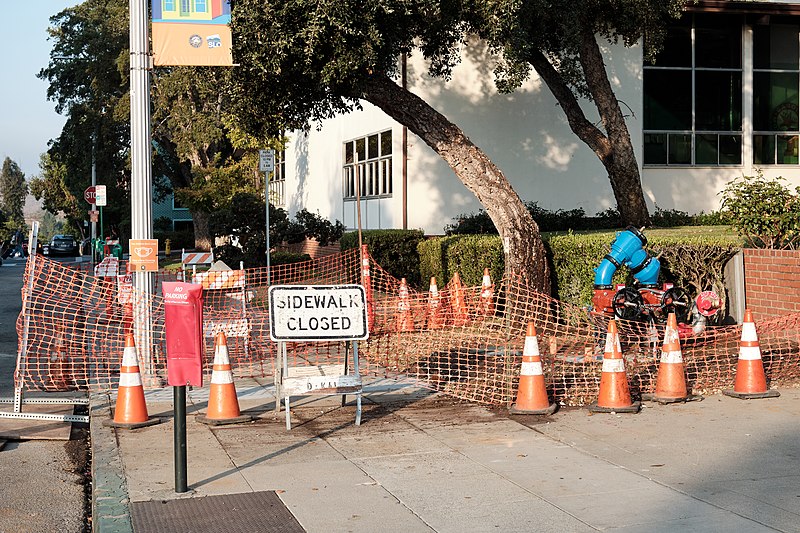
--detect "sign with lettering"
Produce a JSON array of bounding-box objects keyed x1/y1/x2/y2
[{"x1": 268, "y1": 285, "x2": 368, "y2": 341}]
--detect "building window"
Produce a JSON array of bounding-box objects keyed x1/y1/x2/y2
[
  {"x1": 180, "y1": 0, "x2": 190, "y2": 16},
  {"x1": 644, "y1": 14, "x2": 743, "y2": 166},
  {"x1": 172, "y1": 193, "x2": 188, "y2": 210},
  {"x1": 164, "y1": 0, "x2": 175, "y2": 10},
  {"x1": 268, "y1": 149, "x2": 286, "y2": 208},
  {"x1": 753, "y1": 19, "x2": 800, "y2": 165},
  {"x1": 195, "y1": 0, "x2": 206, "y2": 12},
  {"x1": 343, "y1": 130, "x2": 393, "y2": 199}
]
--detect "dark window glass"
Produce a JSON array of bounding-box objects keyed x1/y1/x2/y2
[
  {"x1": 643, "y1": 70, "x2": 692, "y2": 129},
  {"x1": 643, "y1": 133, "x2": 667, "y2": 164},
  {"x1": 695, "y1": 71, "x2": 742, "y2": 130},
  {"x1": 380, "y1": 130, "x2": 392, "y2": 156},
  {"x1": 719, "y1": 135, "x2": 742, "y2": 164},
  {"x1": 356, "y1": 138, "x2": 365, "y2": 161},
  {"x1": 754, "y1": 23, "x2": 799, "y2": 70},
  {"x1": 368, "y1": 134, "x2": 379, "y2": 159},
  {"x1": 753, "y1": 134, "x2": 776, "y2": 164},
  {"x1": 646, "y1": 19, "x2": 691, "y2": 67},
  {"x1": 778, "y1": 135, "x2": 799, "y2": 164},
  {"x1": 345, "y1": 142, "x2": 354, "y2": 165},
  {"x1": 695, "y1": 14, "x2": 742, "y2": 68},
  {"x1": 695, "y1": 134, "x2": 718, "y2": 165},
  {"x1": 668, "y1": 134, "x2": 692, "y2": 164},
  {"x1": 753, "y1": 72, "x2": 799, "y2": 130}
]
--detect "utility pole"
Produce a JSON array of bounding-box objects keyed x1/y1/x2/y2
[{"x1": 130, "y1": 0, "x2": 154, "y2": 370}]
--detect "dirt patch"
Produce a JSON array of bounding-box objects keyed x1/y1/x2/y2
[{"x1": 65, "y1": 407, "x2": 91, "y2": 533}]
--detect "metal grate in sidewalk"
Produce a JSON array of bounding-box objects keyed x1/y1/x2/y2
[{"x1": 130, "y1": 491, "x2": 305, "y2": 533}]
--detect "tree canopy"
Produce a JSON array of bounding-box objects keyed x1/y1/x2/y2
[{"x1": 0, "y1": 157, "x2": 28, "y2": 235}]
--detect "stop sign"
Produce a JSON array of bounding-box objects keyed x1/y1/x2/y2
[{"x1": 84, "y1": 186, "x2": 96, "y2": 205}]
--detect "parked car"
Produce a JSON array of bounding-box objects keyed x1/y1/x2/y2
[{"x1": 45, "y1": 235, "x2": 79, "y2": 256}]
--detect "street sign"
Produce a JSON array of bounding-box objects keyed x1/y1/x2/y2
[
  {"x1": 259, "y1": 149, "x2": 275, "y2": 173},
  {"x1": 268, "y1": 285, "x2": 368, "y2": 341},
  {"x1": 129, "y1": 239, "x2": 159, "y2": 272},
  {"x1": 95, "y1": 185, "x2": 107, "y2": 207},
  {"x1": 84, "y1": 186, "x2": 96, "y2": 205}
]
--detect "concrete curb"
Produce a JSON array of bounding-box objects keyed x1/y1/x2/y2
[{"x1": 90, "y1": 392, "x2": 133, "y2": 533}]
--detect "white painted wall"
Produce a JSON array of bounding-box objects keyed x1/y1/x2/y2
[{"x1": 282, "y1": 31, "x2": 800, "y2": 234}]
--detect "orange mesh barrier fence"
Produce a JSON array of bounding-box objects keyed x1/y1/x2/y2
[{"x1": 14, "y1": 248, "x2": 800, "y2": 406}]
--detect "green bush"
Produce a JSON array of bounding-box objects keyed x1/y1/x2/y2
[
  {"x1": 720, "y1": 173, "x2": 800, "y2": 249},
  {"x1": 270, "y1": 251, "x2": 312, "y2": 265},
  {"x1": 340, "y1": 229, "x2": 425, "y2": 287},
  {"x1": 418, "y1": 235, "x2": 504, "y2": 288}
]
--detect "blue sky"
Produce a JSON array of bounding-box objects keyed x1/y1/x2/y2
[{"x1": 0, "y1": 2, "x2": 80, "y2": 181}]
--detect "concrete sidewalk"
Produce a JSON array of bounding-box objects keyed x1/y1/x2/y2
[{"x1": 91, "y1": 380, "x2": 800, "y2": 532}]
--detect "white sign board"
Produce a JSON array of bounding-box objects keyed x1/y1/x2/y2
[
  {"x1": 259, "y1": 149, "x2": 275, "y2": 173},
  {"x1": 95, "y1": 185, "x2": 107, "y2": 207},
  {"x1": 268, "y1": 285, "x2": 368, "y2": 341}
]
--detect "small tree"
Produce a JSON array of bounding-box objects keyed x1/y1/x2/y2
[
  {"x1": 0, "y1": 157, "x2": 28, "y2": 236},
  {"x1": 720, "y1": 173, "x2": 800, "y2": 249}
]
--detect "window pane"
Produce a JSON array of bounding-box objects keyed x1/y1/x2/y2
[
  {"x1": 753, "y1": 134, "x2": 776, "y2": 164},
  {"x1": 695, "y1": 14, "x2": 742, "y2": 68},
  {"x1": 646, "y1": 19, "x2": 691, "y2": 67},
  {"x1": 356, "y1": 138, "x2": 366, "y2": 161},
  {"x1": 754, "y1": 23, "x2": 799, "y2": 70},
  {"x1": 777, "y1": 135, "x2": 799, "y2": 164},
  {"x1": 368, "y1": 134, "x2": 379, "y2": 159},
  {"x1": 753, "y1": 72, "x2": 799, "y2": 130},
  {"x1": 643, "y1": 70, "x2": 692, "y2": 129},
  {"x1": 695, "y1": 71, "x2": 742, "y2": 130},
  {"x1": 644, "y1": 133, "x2": 667, "y2": 164},
  {"x1": 719, "y1": 135, "x2": 742, "y2": 164},
  {"x1": 695, "y1": 134, "x2": 718, "y2": 165},
  {"x1": 345, "y1": 142, "x2": 354, "y2": 165},
  {"x1": 668, "y1": 134, "x2": 692, "y2": 164},
  {"x1": 380, "y1": 130, "x2": 392, "y2": 155}
]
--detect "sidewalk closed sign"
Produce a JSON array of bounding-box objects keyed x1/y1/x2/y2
[{"x1": 268, "y1": 285, "x2": 368, "y2": 341}]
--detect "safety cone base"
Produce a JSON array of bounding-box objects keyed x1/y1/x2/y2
[
  {"x1": 103, "y1": 417, "x2": 162, "y2": 430},
  {"x1": 722, "y1": 389, "x2": 780, "y2": 400},
  {"x1": 641, "y1": 393, "x2": 703, "y2": 404},
  {"x1": 196, "y1": 413, "x2": 254, "y2": 426},
  {"x1": 588, "y1": 401, "x2": 641, "y2": 414},
  {"x1": 509, "y1": 402, "x2": 557, "y2": 416}
]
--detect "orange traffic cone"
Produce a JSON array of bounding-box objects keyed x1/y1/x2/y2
[
  {"x1": 723, "y1": 310, "x2": 780, "y2": 399},
  {"x1": 646, "y1": 313, "x2": 700, "y2": 403},
  {"x1": 479, "y1": 268, "x2": 495, "y2": 315},
  {"x1": 449, "y1": 272, "x2": 468, "y2": 326},
  {"x1": 589, "y1": 319, "x2": 641, "y2": 413},
  {"x1": 426, "y1": 277, "x2": 444, "y2": 329},
  {"x1": 510, "y1": 323, "x2": 556, "y2": 415},
  {"x1": 396, "y1": 278, "x2": 415, "y2": 332},
  {"x1": 104, "y1": 333, "x2": 161, "y2": 429},
  {"x1": 197, "y1": 332, "x2": 253, "y2": 425}
]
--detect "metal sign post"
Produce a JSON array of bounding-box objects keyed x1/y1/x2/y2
[
  {"x1": 259, "y1": 149, "x2": 275, "y2": 286},
  {"x1": 268, "y1": 285, "x2": 368, "y2": 430}
]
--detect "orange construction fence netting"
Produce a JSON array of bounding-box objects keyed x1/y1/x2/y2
[{"x1": 14, "y1": 246, "x2": 800, "y2": 406}]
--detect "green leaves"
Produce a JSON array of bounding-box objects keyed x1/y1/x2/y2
[{"x1": 720, "y1": 173, "x2": 800, "y2": 249}]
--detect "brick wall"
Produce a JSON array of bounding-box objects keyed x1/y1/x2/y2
[
  {"x1": 277, "y1": 238, "x2": 340, "y2": 259},
  {"x1": 743, "y1": 248, "x2": 800, "y2": 318}
]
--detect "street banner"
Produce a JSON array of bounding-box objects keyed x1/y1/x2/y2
[{"x1": 151, "y1": 0, "x2": 233, "y2": 66}]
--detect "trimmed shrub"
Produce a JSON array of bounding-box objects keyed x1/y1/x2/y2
[
  {"x1": 341, "y1": 229, "x2": 425, "y2": 287},
  {"x1": 418, "y1": 235, "x2": 503, "y2": 288}
]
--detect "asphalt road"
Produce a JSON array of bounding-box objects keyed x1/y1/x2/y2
[{"x1": 0, "y1": 255, "x2": 89, "y2": 533}]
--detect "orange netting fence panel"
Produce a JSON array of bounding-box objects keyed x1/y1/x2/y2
[{"x1": 14, "y1": 248, "x2": 800, "y2": 406}]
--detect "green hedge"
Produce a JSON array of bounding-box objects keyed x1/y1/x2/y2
[
  {"x1": 418, "y1": 235, "x2": 504, "y2": 288},
  {"x1": 341, "y1": 229, "x2": 425, "y2": 287},
  {"x1": 419, "y1": 230, "x2": 742, "y2": 307}
]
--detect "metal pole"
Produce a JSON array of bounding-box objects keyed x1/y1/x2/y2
[
  {"x1": 130, "y1": 0, "x2": 154, "y2": 372},
  {"x1": 91, "y1": 134, "x2": 97, "y2": 266},
  {"x1": 174, "y1": 385, "x2": 188, "y2": 493},
  {"x1": 265, "y1": 171, "x2": 271, "y2": 286}
]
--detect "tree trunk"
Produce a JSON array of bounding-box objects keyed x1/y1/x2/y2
[
  {"x1": 578, "y1": 30, "x2": 651, "y2": 227},
  {"x1": 527, "y1": 36, "x2": 651, "y2": 228},
  {"x1": 191, "y1": 209, "x2": 213, "y2": 251},
  {"x1": 361, "y1": 74, "x2": 550, "y2": 294}
]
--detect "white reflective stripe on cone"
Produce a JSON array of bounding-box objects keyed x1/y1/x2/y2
[
  {"x1": 738, "y1": 345, "x2": 762, "y2": 360},
  {"x1": 523, "y1": 336, "x2": 540, "y2": 356},
  {"x1": 520, "y1": 361, "x2": 543, "y2": 376},
  {"x1": 211, "y1": 370, "x2": 234, "y2": 385},
  {"x1": 213, "y1": 346, "x2": 230, "y2": 365},
  {"x1": 121, "y1": 346, "x2": 138, "y2": 367},
  {"x1": 604, "y1": 334, "x2": 622, "y2": 354},
  {"x1": 602, "y1": 358, "x2": 625, "y2": 373},
  {"x1": 119, "y1": 372, "x2": 142, "y2": 387},
  {"x1": 660, "y1": 350, "x2": 683, "y2": 364},
  {"x1": 741, "y1": 322, "x2": 758, "y2": 342}
]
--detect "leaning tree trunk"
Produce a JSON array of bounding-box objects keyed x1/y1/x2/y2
[
  {"x1": 361, "y1": 74, "x2": 550, "y2": 294},
  {"x1": 191, "y1": 209, "x2": 213, "y2": 251},
  {"x1": 578, "y1": 30, "x2": 651, "y2": 228}
]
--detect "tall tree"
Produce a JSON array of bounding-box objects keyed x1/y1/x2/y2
[
  {"x1": 474, "y1": 0, "x2": 686, "y2": 227},
  {"x1": 0, "y1": 157, "x2": 28, "y2": 232},
  {"x1": 230, "y1": 0, "x2": 551, "y2": 292}
]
